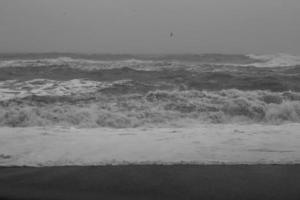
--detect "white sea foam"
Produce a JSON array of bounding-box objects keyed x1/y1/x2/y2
[
  {"x1": 1, "y1": 124, "x2": 300, "y2": 166},
  {"x1": 246, "y1": 53, "x2": 300, "y2": 67},
  {"x1": 0, "y1": 79, "x2": 132, "y2": 101}
]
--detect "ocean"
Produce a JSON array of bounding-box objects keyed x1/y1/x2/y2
[
  {"x1": 0, "y1": 53, "x2": 299, "y2": 128},
  {"x1": 1, "y1": 53, "x2": 300, "y2": 166}
]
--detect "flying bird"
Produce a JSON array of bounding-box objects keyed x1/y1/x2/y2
[{"x1": 170, "y1": 32, "x2": 174, "y2": 38}]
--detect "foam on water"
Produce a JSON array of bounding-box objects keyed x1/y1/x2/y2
[
  {"x1": 0, "y1": 79, "x2": 133, "y2": 101},
  {"x1": 2, "y1": 123, "x2": 300, "y2": 166},
  {"x1": 0, "y1": 85, "x2": 299, "y2": 127},
  {"x1": 0, "y1": 53, "x2": 299, "y2": 128}
]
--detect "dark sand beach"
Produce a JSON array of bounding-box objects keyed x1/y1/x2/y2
[{"x1": 1, "y1": 165, "x2": 300, "y2": 200}]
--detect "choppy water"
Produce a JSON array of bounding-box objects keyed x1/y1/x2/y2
[{"x1": 0, "y1": 53, "x2": 299, "y2": 128}]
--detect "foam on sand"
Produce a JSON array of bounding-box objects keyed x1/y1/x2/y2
[{"x1": 1, "y1": 123, "x2": 300, "y2": 166}]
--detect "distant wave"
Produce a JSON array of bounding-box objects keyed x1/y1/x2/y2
[
  {"x1": 0, "y1": 54, "x2": 299, "y2": 72},
  {"x1": 0, "y1": 88, "x2": 299, "y2": 127},
  {"x1": 0, "y1": 57, "x2": 175, "y2": 71},
  {"x1": 246, "y1": 54, "x2": 300, "y2": 67},
  {"x1": 0, "y1": 53, "x2": 261, "y2": 63}
]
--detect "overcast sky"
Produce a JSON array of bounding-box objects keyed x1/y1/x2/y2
[{"x1": 0, "y1": 0, "x2": 299, "y2": 54}]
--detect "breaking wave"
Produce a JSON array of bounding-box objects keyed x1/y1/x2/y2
[
  {"x1": 0, "y1": 88, "x2": 299, "y2": 128},
  {"x1": 0, "y1": 53, "x2": 299, "y2": 128}
]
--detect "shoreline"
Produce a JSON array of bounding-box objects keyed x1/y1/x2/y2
[{"x1": 1, "y1": 124, "x2": 300, "y2": 166}]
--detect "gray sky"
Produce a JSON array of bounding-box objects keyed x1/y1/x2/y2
[{"x1": 0, "y1": 0, "x2": 299, "y2": 54}]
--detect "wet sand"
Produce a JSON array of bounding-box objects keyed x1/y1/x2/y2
[{"x1": 1, "y1": 165, "x2": 300, "y2": 200}]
